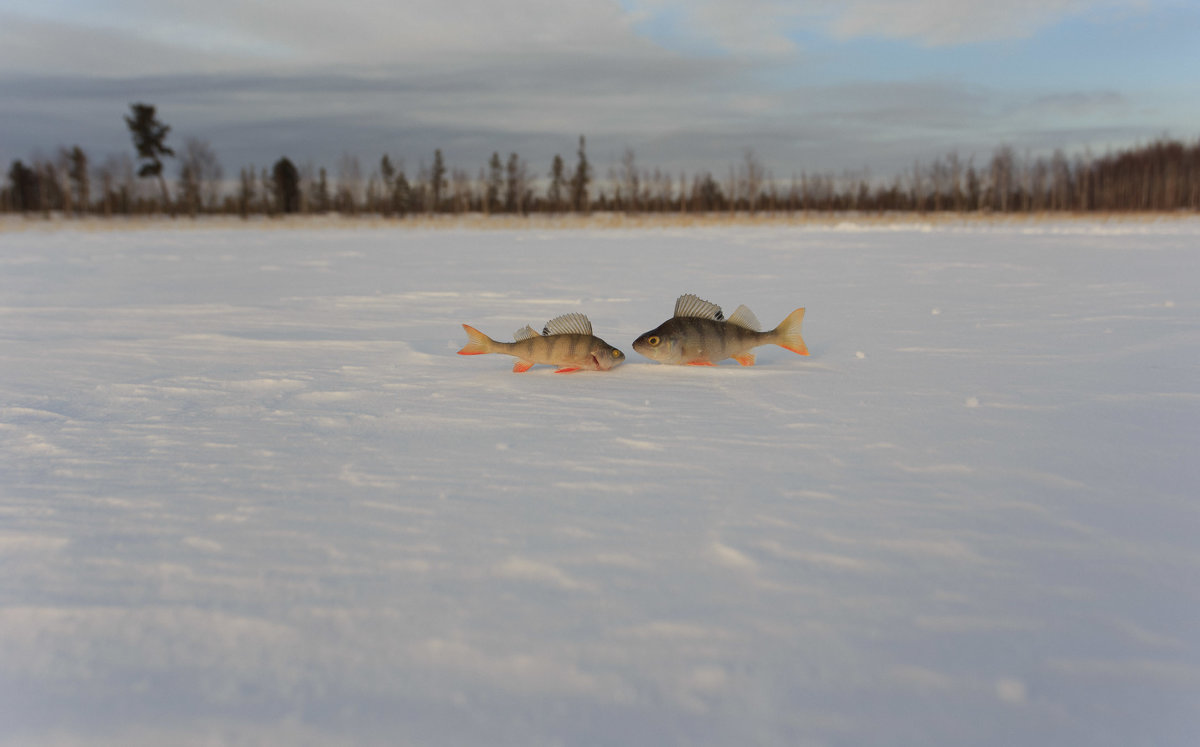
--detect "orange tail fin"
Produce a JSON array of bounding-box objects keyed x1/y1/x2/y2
[
  {"x1": 457, "y1": 324, "x2": 493, "y2": 355},
  {"x1": 773, "y1": 308, "x2": 809, "y2": 356}
]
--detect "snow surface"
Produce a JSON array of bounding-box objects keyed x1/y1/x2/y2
[{"x1": 1, "y1": 216, "x2": 1198, "y2": 746}]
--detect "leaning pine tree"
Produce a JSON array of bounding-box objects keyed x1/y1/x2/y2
[{"x1": 125, "y1": 102, "x2": 175, "y2": 212}]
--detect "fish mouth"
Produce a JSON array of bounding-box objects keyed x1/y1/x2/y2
[{"x1": 632, "y1": 339, "x2": 654, "y2": 359}]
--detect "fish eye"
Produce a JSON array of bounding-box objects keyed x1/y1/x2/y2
[
  {"x1": 647, "y1": 336, "x2": 660, "y2": 346},
  {"x1": 612, "y1": 349, "x2": 621, "y2": 358}
]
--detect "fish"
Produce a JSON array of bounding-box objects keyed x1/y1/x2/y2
[
  {"x1": 632, "y1": 293, "x2": 808, "y2": 366},
  {"x1": 457, "y1": 312, "x2": 626, "y2": 373}
]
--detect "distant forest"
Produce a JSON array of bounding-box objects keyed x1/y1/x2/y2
[{"x1": 5, "y1": 103, "x2": 1200, "y2": 217}]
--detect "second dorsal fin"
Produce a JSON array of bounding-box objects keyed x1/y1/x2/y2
[
  {"x1": 513, "y1": 324, "x2": 540, "y2": 341},
  {"x1": 725, "y1": 304, "x2": 761, "y2": 331},
  {"x1": 673, "y1": 293, "x2": 724, "y2": 321},
  {"x1": 542, "y1": 312, "x2": 593, "y2": 336}
]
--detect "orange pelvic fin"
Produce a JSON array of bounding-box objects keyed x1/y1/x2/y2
[
  {"x1": 457, "y1": 324, "x2": 492, "y2": 355},
  {"x1": 686, "y1": 360, "x2": 716, "y2": 366},
  {"x1": 512, "y1": 360, "x2": 535, "y2": 373},
  {"x1": 774, "y1": 308, "x2": 809, "y2": 356},
  {"x1": 733, "y1": 353, "x2": 756, "y2": 366},
  {"x1": 553, "y1": 366, "x2": 582, "y2": 374}
]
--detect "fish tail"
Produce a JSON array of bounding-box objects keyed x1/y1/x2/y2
[
  {"x1": 457, "y1": 324, "x2": 494, "y2": 355},
  {"x1": 772, "y1": 308, "x2": 809, "y2": 356}
]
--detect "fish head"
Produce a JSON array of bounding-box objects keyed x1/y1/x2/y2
[
  {"x1": 632, "y1": 323, "x2": 679, "y2": 363},
  {"x1": 590, "y1": 341, "x2": 626, "y2": 370}
]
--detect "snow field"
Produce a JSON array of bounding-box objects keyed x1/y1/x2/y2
[{"x1": 1, "y1": 217, "x2": 1198, "y2": 745}]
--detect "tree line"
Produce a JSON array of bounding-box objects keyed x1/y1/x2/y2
[{"x1": 4, "y1": 103, "x2": 1200, "y2": 217}]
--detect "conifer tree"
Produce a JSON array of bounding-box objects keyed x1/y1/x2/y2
[
  {"x1": 570, "y1": 135, "x2": 591, "y2": 213},
  {"x1": 486, "y1": 152, "x2": 503, "y2": 214},
  {"x1": 7, "y1": 160, "x2": 39, "y2": 212},
  {"x1": 272, "y1": 157, "x2": 300, "y2": 214},
  {"x1": 505, "y1": 152, "x2": 528, "y2": 215},
  {"x1": 124, "y1": 103, "x2": 174, "y2": 211},
  {"x1": 431, "y1": 149, "x2": 447, "y2": 213},
  {"x1": 547, "y1": 154, "x2": 565, "y2": 213},
  {"x1": 66, "y1": 146, "x2": 89, "y2": 215},
  {"x1": 380, "y1": 155, "x2": 396, "y2": 216}
]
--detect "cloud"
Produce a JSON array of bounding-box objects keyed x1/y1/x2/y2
[
  {"x1": 625, "y1": 0, "x2": 804, "y2": 57},
  {"x1": 0, "y1": 65, "x2": 1153, "y2": 184},
  {"x1": 626, "y1": 0, "x2": 1153, "y2": 48},
  {"x1": 825, "y1": 0, "x2": 1148, "y2": 46},
  {"x1": 1, "y1": 0, "x2": 1163, "y2": 81},
  {"x1": 0, "y1": 1, "x2": 1179, "y2": 180},
  {"x1": 1, "y1": 1, "x2": 651, "y2": 75}
]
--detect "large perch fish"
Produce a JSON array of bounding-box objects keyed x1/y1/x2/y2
[
  {"x1": 633, "y1": 293, "x2": 808, "y2": 366},
  {"x1": 458, "y1": 312, "x2": 626, "y2": 373}
]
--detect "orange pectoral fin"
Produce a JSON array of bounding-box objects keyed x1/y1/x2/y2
[
  {"x1": 512, "y1": 360, "x2": 535, "y2": 373},
  {"x1": 553, "y1": 366, "x2": 581, "y2": 374},
  {"x1": 733, "y1": 353, "x2": 756, "y2": 366}
]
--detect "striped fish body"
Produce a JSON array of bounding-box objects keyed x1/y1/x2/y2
[
  {"x1": 633, "y1": 293, "x2": 808, "y2": 366},
  {"x1": 491, "y1": 332, "x2": 620, "y2": 371},
  {"x1": 458, "y1": 312, "x2": 625, "y2": 373}
]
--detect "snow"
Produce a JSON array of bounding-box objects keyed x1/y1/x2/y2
[{"x1": 2, "y1": 216, "x2": 1198, "y2": 746}]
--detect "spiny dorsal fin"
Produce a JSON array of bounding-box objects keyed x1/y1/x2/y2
[
  {"x1": 725, "y1": 304, "x2": 761, "y2": 331},
  {"x1": 542, "y1": 312, "x2": 592, "y2": 336},
  {"x1": 673, "y1": 293, "x2": 724, "y2": 321},
  {"x1": 513, "y1": 324, "x2": 540, "y2": 341}
]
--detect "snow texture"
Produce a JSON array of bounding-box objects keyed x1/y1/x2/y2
[{"x1": 2, "y1": 217, "x2": 1198, "y2": 746}]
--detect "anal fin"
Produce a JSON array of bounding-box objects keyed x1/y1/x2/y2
[
  {"x1": 512, "y1": 360, "x2": 535, "y2": 373},
  {"x1": 686, "y1": 360, "x2": 716, "y2": 366},
  {"x1": 733, "y1": 353, "x2": 756, "y2": 366}
]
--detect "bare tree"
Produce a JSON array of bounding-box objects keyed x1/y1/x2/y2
[
  {"x1": 309, "y1": 167, "x2": 331, "y2": 214},
  {"x1": 741, "y1": 148, "x2": 765, "y2": 213},
  {"x1": 451, "y1": 168, "x2": 473, "y2": 214},
  {"x1": 1030, "y1": 156, "x2": 1048, "y2": 212},
  {"x1": 725, "y1": 164, "x2": 739, "y2": 212},
  {"x1": 237, "y1": 166, "x2": 257, "y2": 218},
  {"x1": 965, "y1": 160, "x2": 981, "y2": 211},
  {"x1": 1050, "y1": 149, "x2": 1071, "y2": 212},
  {"x1": 946, "y1": 152, "x2": 964, "y2": 211},
  {"x1": 52, "y1": 149, "x2": 74, "y2": 215},
  {"x1": 295, "y1": 162, "x2": 314, "y2": 214},
  {"x1": 989, "y1": 145, "x2": 1016, "y2": 212},
  {"x1": 620, "y1": 148, "x2": 640, "y2": 212},
  {"x1": 908, "y1": 159, "x2": 927, "y2": 211},
  {"x1": 94, "y1": 153, "x2": 134, "y2": 215},
  {"x1": 177, "y1": 138, "x2": 222, "y2": 216},
  {"x1": 337, "y1": 153, "x2": 363, "y2": 214},
  {"x1": 928, "y1": 158, "x2": 946, "y2": 211}
]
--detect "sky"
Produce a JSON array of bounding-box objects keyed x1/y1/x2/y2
[{"x1": 2, "y1": 0, "x2": 1198, "y2": 183}]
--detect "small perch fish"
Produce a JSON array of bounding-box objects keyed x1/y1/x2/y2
[
  {"x1": 458, "y1": 312, "x2": 626, "y2": 373},
  {"x1": 633, "y1": 293, "x2": 808, "y2": 366}
]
